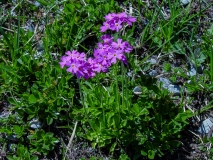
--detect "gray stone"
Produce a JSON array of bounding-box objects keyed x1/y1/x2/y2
[
  {"x1": 187, "y1": 64, "x2": 196, "y2": 76},
  {"x1": 0, "y1": 112, "x2": 10, "y2": 119},
  {"x1": 30, "y1": 119, "x2": 42, "y2": 129},
  {"x1": 34, "y1": 1, "x2": 41, "y2": 7},
  {"x1": 159, "y1": 78, "x2": 181, "y2": 95},
  {"x1": 133, "y1": 86, "x2": 142, "y2": 95},
  {"x1": 159, "y1": 77, "x2": 172, "y2": 88},
  {"x1": 198, "y1": 118, "x2": 213, "y2": 136},
  {"x1": 187, "y1": 63, "x2": 203, "y2": 76},
  {"x1": 180, "y1": 0, "x2": 191, "y2": 5},
  {"x1": 25, "y1": 22, "x2": 35, "y2": 32},
  {"x1": 167, "y1": 84, "x2": 181, "y2": 96},
  {"x1": 149, "y1": 70, "x2": 157, "y2": 77},
  {"x1": 6, "y1": 135, "x2": 18, "y2": 142},
  {"x1": 150, "y1": 58, "x2": 157, "y2": 64},
  {"x1": 127, "y1": 70, "x2": 134, "y2": 77}
]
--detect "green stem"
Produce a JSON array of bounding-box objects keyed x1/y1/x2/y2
[
  {"x1": 114, "y1": 64, "x2": 121, "y2": 126},
  {"x1": 97, "y1": 74, "x2": 105, "y2": 124},
  {"x1": 77, "y1": 78, "x2": 93, "y2": 130}
]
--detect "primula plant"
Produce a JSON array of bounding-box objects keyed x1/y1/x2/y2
[{"x1": 59, "y1": 12, "x2": 190, "y2": 159}]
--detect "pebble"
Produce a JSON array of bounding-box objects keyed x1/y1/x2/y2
[
  {"x1": 25, "y1": 23, "x2": 35, "y2": 32},
  {"x1": 127, "y1": 70, "x2": 133, "y2": 77},
  {"x1": 198, "y1": 118, "x2": 213, "y2": 136},
  {"x1": 159, "y1": 78, "x2": 181, "y2": 95},
  {"x1": 30, "y1": 119, "x2": 42, "y2": 129},
  {"x1": 187, "y1": 63, "x2": 203, "y2": 76},
  {"x1": 149, "y1": 70, "x2": 157, "y2": 77},
  {"x1": 187, "y1": 64, "x2": 196, "y2": 76},
  {"x1": 159, "y1": 77, "x2": 172, "y2": 88},
  {"x1": 167, "y1": 84, "x2": 181, "y2": 96},
  {"x1": 149, "y1": 58, "x2": 157, "y2": 65},
  {"x1": 133, "y1": 86, "x2": 142, "y2": 95},
  {"x1": 6, "y1": 135, "x2": 18, "y2": 142},
  {"x1": 180, "y1": 0, "x2": 191, "y2": 5},
  {"x1": 34, "y1": 1, "x2": 41, "y2": 7},
  {"x1": 0, "y1": 112, "x2": 10, "y2": 119}
]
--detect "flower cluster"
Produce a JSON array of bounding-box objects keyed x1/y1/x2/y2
[
  {"x1": 59, "y1": 12, "x2": 136, "y2": 79},
  {"x1": 100, "y1": 12, "x2": 136, "y2": 32}
]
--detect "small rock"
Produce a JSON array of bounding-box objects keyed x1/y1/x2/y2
[
  {"x1": 30, "y1": 119, "x2": 42, "y2": 129},
  {"x1": 198, "y1": 118, "x2": 213, "y2": 136},
  {"x1": 0, "y1": 112, "x2": 10, "y2": 119},
  {"x1": 149, "y1": 58, "x2": 157, "y2": 64},
  {"x1": 187, "y1": 63, "x2": 203, "y2": 76},
  {"x1": 180, "y1": 0, "x2": 191, "y2": 5},
  {"x1": 159, "y1": 77, "x2": 172, "y2": 88},
  {"x1": 6, "y1": 135, "x2": 18, "y2": 142},
  {"x1": 127, "y1": 70, "x2": 134, "y2": 77},
  {"x1": 187, "y1": 64, "x2": 196, "y2": 76},
  {"x1": 167, "y1": 84, "x2": 181, "y2": 96},
  {"x1": 133, "y1": 86, "x2": 142, "y2": 95},
  {"x1": 34, "y1": 1, "x2": 41, "y2": 7},
  {"x1": 25, "y1": 22, "x2": 35, "y2": 32},
  {"x1": 149, "y1": 70, "x2": 157, "y2": 77},
  {"x1": 159, "y1": 78, "x2": 181, "y2": 95}
]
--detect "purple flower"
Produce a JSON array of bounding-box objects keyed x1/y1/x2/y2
[
  {"x1": 65, "y1": 50, "x2": 78, "y2": 56},
  {"x1": 101, "y1": 12, "x2": 136, "y2": 32},
  {"x1": 59, "y1": 56, "x2": 71, "y2": 68},
  {"x1": 104, "y1": 13, "x2": 116, "y2": 21},
  {"x1": 93, "y1": 63, "x2": 108, "y2": 73},
  {"x1": 111, "y1": 38, "x2": 126, "y2": 50},
  {"x1": 108, "y1": 49, "x2": 124, "y2": 64},
  {"x1": 95, "y1": 53, "x2": 110, "y2": 66},
  {"x1": 101, "y1": 34, "x2": 113, "y2": 45},
  {"x1": 117, "y1": 12, "x2": 128, "y2": 21},
  {"x1": 125, "y1": 16, "x2": 137, "y2": 26},
  {"x1": 66, "y1": 59, "x2": 82, "y2": 75},
  {"x1": 123, "y1": 42, "x2": 133, "y2": 53},
  {"x1": 100, "y1": 22, "x2": 110, "y2": 32},
  {"x1": 72, "y1": 52, "x2": 86, "y2": 61},
  {"x1": 97, "y1": 43, "x2": 110, "y2": 52},
  {"x1": 110, "y1": 20, "x2": 122, "y2": 32},
  {"x1": 120, "y1": 54, "x2": 128, "y2": 64}
]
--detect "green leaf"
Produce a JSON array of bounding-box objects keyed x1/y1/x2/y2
[
  {"x1": 8, "y1": 97, "x2": 18, "y2": 105},
  {"x1": 31, "y1": 156, "x2": 38, "y2": 160},
  {"x1": 148, "y1": 150, "x2": 155, "y2": 159},
  {"x1": 209, "y1": 137, "x2": 213, "y2": 144},
  {"x1": 28, "y1": 94, "x2": 38, "y2": 104},
  {"x1": 110, "y1": 141, "x2": 117, "y2": 153},
  {"x1": 46, "y1": 116, "x2": 53, "y2": 125},
  {"x1": 13, "y1": 125, "x2": 21, "y2": 133},
  {"x1": 119, "y1": 154, "x2": 130, "y2": 160},
  {"x1": 64, "y1": 4, "x2": 75, "y2": 13},
  {"x1": 141, "y1": 150, "x2": 147, "y2": 156}
]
